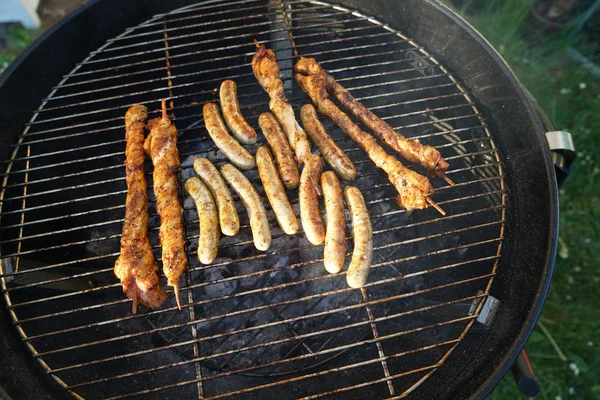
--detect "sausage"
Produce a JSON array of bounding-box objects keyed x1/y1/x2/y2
[
  {"x1": 193, "y1": 157, "x2": 240, "y2": 237},
  {"x1": 299, "y1": 154, "x2": 325, "y2": 245},
  {"x1": 220, "y1": 163, "x2": 272, "y2": 251},
  {"x1": 258, "y1": 112, "x2": 299, "y2": 189},
  {"x1": 300, "y1": 104, "x2": 356, "y2": 181},
  {"x1": 256, "y1": 146, "x2": 299, "y2": 235},
  {"x1": 220, "y1": 80, "x2": 257, "y2": 145},
  {"x1": 203, "y1": 102, "x2": 256, "y2": 170},
  {"x1": 322, "y1": 171, "x2": 346, "y2": 273},
  {"x1": 344, "y1": 186, "x2": 373, "y2": 288},
  {"x1": 184, "y1": 178, "x2": 219, "y2": 265}
]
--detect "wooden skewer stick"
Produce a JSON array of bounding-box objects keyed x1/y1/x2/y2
[
  {"x1": 174, "y1": 284, "x2": 182, "y2": 310},
  {"x1": 443, "y1": 175, "x2": 455, "y2": 186},
  {"x1": 427, "y1": 197, "x2": 446, "y2": 216}
]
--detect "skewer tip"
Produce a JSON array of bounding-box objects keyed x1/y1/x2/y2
[
  {"x1": 161, "y1": 99, "x2": 167, "y2": 119},
  {"x1": 427, "y1": 197, "x2": 446, "y2": 216},
  {"x1": 253, "y1": 39, "x2": 260, "y2": 48},
  {"x1": 443, "y1": 175, "x2": 455, "y2": 186},
  {"x1": 174, "y1": 284, "x2": 182, "y2": 310}
]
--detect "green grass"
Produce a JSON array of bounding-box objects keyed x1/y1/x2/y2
[
  {"x1": 0, "y1": 25, "x2": 38, "y2": 74},
  {"x1": 455, "y1": 1, "x2": 600, "y2": 399}
]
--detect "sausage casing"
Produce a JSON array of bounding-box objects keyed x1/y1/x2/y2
[
  {"x1": 203, "y1": 102, "x2": 255, "y2": 170},
  {"x1": 301, "y1": 104, "x2": 356, "y2": 181},
  {"x1": 193, "y1": 157, "x2": 240, "y2": 237},
  {"x1": 344, "y1": 186, "x2": 372, "y2": 288},
  {"x1": 256, "y1": 146, "x2": 299, "y2": 235},
  {"x1": 322, "y1": 171, "x2": 346, "y2": 273},
  {"x1": 258, "y1": 112, "x2": 300, "y2": 189},
  {"x1": 220, "y1": 80, "x2": 257, "y2": 145},
  {"x1": 299, "y1": 154, "x2": 325, "y2": 245},
  {"x1": 220, "y1": 163, "x2": 272, "y2": 251},
  {"x1": 185, "y1": 178, "x2": 219, "y2": 265}
]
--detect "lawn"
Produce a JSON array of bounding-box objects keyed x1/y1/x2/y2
[
  {"x1": 452, "y1": 1, "x2": 600, "y2": 399},
  {"x1": 1, "y1": 1, "x2": 599, "y2": 399}
]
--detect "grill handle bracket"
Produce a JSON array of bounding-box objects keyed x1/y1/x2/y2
[{"x1": 545, "y1": 130, "x2": 576, "y2": 187}]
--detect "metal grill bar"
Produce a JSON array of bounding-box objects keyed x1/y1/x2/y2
[
  {"x1": 0, "y1": 1, "x2": 507, "y2": 398},
  {"x1": 20, "y1": 243, "x2": 500, "y2": 348}
]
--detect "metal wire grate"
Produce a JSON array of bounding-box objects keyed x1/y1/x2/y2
[{"x1": 0, "y1": 0, "x2": 506, "y2": 398}]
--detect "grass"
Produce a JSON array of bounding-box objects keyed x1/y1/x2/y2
[
  {"x1": 453, "y1": 1, "x2": 600, "y2": 399},
  {"x1": 0, "y1": 2, "x2": 599, "y2": 398},
  {"x1": 0, "y1": 25, "x2": 38, "y2": 74}
]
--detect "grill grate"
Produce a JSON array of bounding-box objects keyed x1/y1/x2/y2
[{"x1": 0, "y1": 0, "x2": 506, "y2": 398}]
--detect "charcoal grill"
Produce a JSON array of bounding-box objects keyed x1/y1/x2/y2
[{"x1": 0, "y1": 0, "x2": 560, "y2": 399}]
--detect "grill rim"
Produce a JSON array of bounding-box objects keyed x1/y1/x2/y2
[{"x1": 0, "y1": 0, "x2": 558, "y2": 399}]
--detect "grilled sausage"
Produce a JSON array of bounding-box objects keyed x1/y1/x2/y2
[
  {"x1": 220, "y1": 163, "x2": 272, "y2": 251},
  {"x1": 193, "y1": 157, "x2": 240, "y2": 237},
  {"x1": 258, "y1": 112, "x2": 300, "y2": 189},
  {"x1": 220, "y1": 80, "x2": 257, "y2": 145},
  {"x1": 299, "y1": 154, "x2": 325, "y2": 245},
  {"x1": 185, "y1": 178, "x2": 219, "y2": 265},
  {"x1": 256, "y1": 146, "x2": 299, "y2": 235},
  {"x1": 322, "y1": 171, "x2": 346, "y2": 273},
  {"x1": 301, "y1": 104, "x2": 356, "y2": 181},
  {"x1": 344, "y1": 186, "x2": 372, "y2": 288},
  {"x1": 203, "y1": 102, "x2": 255, "y2": 170}
]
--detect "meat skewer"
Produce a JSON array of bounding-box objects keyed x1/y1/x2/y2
[
  {"x1": 295, "y1": 69, "x2": 444, "y2": 214},
  {"x1": 114, "y1": 105, "x2": 167, "y2": 313},
  {"x1": 145, "y1": 100, "x2": 188, "y2": 309},
  {"x1": 295, "y1": 57, "x2": 452, "y2": 184},
  {"x1": 252, "y1": 40, "x2": 311, "y2": 164}
]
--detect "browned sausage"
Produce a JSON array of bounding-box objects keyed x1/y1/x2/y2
[
  {"x1": 299, "y1": 154, "x2": 325, "y2": 245},
  {"x1": 193, "y1": 157, "x2": 240, "y2": 237},
  {"x1": 301, "y1": 104, "x2": 356, "y2": 181},
  {"x1": 220, "y1": 163, "x2": 272, "y2": 251},
  {"x1": 185, "y1": 178, "x2": 219, "y2": 265},
  {"x1": 203, "y1": 102, "x2": 255, "y2": 170},
  {"x1": 220, "y1": 80, "x2": 257, "y2": 145},
  {"x1": 256, "y1": 146, "x2": 299, "y2": 235},
  {"x1": 258, "y1": 112, "x2": 300, "y2": 189},
  {"x1": 344, "y1": 186, "x2": 372, "y2": 288},
  {"x1": 322, "y1": 171, "x2": 346, "y2": 273}
]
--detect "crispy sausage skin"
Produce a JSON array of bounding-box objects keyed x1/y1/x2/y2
[
  {"x1": 185, "y1": 178, "x2": 219, "y2": 265},
  {"x1": 203, "y1": 102, "x2": 255, "y2": 170},
  {"x1": 256, "y1": 146, "x2": 299, "y2": 235},
  {"x1": 220, "y1": 164, "x2": 272, "y2": 251},
  {"x1": 301, "y1": 104, "x2": 356, "y2": 181},
  {"x1": 322, "y1": 171, "x2": 346, "y2": 273},
  {"x1": 344, "y1": 186, "x2": 372, "y2": 288},
  {"x1": 193, "y1": 157, "x2": 240, "y2": 237},
  {"x1": 299, "y1": 154, "x2": 325, "y2": 245},
  {"x1": 220, "y1": 80, "x2": 257, "y2": 145},
  {"x1": 258, "y1": 112, "x2": 300, "y2": 189}
]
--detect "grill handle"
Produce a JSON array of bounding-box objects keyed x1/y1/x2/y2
[
  {"x1": 546, "y1": 130, "x2": 576, "y2": 187},
  {"x1": 510, "y1": 350, "x2": 540, "y2": 397}
]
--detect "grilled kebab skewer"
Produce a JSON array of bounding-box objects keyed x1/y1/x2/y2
[
  {"x1": 252, "y1": 41, "x2": 311, "y2": 164},
  {"x1": 295, "y1": 69, "x2": 444, "y2": 214},
  {"x1": 295, "y1": 57, "x2": 452, "y2": 184},
  {"x1": 145, "y1": 100, "x2": 188, "y2": 309},
  {"x1": 114, "y1": 105, "x2": 167, "y2": 313}
]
